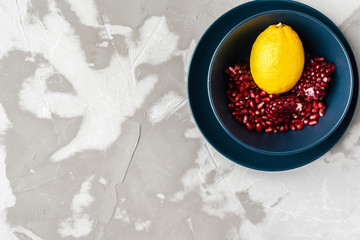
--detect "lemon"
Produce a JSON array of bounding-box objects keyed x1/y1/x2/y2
[{"x1": 250, "y1": 23, "x2": 305, "y2": 94}]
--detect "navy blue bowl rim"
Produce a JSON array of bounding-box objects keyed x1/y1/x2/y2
[
  {"x1": 207, "y1": 9, "x2": 353, "y2": 156},
  {"x1": 187, "y1": 0, "x2": 358, "y2": 171}
]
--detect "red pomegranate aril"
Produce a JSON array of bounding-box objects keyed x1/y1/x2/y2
[
  {"x1": 292, "y1": 119, "x2": 302, "y2": 124},
  {"x1": 235, "y1": 116, "x2": 242, "y2": 122},
  {"x1": 228, "y1": 67, "x2": 236, "y2": 75},
  {"x1": 331, "y1": 65, "x2": 336, "y2": 72},
  {"x1": 295, "y1": 122, "x2": 304, "y2": 130},
  {"x1": 315, "y1": 57, "x2": 325, "y2": 61},
  {"x1": 250, "y1": 90, "x2": 255, "y2": 99},
  {"x1": 261, "y1": 97, "x2": 270, "y2": 102},
  {"x1": 310, "y1": 113, "x2": 320, "y2": 120},
  {"x1": 246, "y1": 123, "x2": 254, "y2": 131},
  {"x1": 257, "y1": 102, "x2": 265, "y2": 109},
  {"x1": 260, "y1": 91, "x2": 267, "y2": 97},
  {"x1": 255, "y1": 117, "x2": 263, "y2": 123},
  {"x1": 256, "y1": 123, "x2": 262, "y2": 132},
  {"x1": 319, "y1": 109, "x2": 325, "y2": 117},
  {"x1": 243, "y1": 115, "x2": 249, "y2": 124},
  {"x1": 235, "y1": 101, "x2": 243, "y2": 106},
  {"x1": 311, "y1": 108, "x2": 318, "y2": 113},
  {"x1": 318, "y1": 102, "x2": 326, "y2": 109},
  {"x1": 265, "y1": 127, "x2": 274, "y2": 133},
  {"x1": 309, "y1": 120, "x2": 318, "y2": 126},
  {"x1": 249, "y1": 100, "x2": 255, "y2": 109},
  {"x1": 268, "y1": 94, "x2": 276, "y2": 99}
]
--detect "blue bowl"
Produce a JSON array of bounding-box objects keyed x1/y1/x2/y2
[{"x1": 208, "y1": 10, "x2": 353, "y2": 155}]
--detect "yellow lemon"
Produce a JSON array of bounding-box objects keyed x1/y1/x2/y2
[{"x1": 250, "y1": 23, "x2": 305, "y2": 94}]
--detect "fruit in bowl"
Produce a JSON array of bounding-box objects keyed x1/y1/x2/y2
[
  {"x1": 226, "y1": 56, "x2": 336, "y2": 133},
  {"x1": 250, "y1": 22, "x2": 305, "y2": 95},
  {"x1": 225, "y1": 22, "x2": 336, "y2": 133},
  {"x1": 208, "y1": 10, "x2": 352, "y2": 155}
]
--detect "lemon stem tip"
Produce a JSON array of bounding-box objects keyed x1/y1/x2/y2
[{"x1": 276, "y1": 22, "x2": 284, "y2": 28}]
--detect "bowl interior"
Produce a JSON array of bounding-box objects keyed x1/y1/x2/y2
[{"x1": 209, "y1": 11, "x2": 353, "y2": 155}]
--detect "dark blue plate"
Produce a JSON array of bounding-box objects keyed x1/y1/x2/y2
[
  {"x1": 188, "y1": 0, "x2": 358, "y2": 171},
  {"x1": 208, "y1": 10, "x2": 353, "y2": 156}
]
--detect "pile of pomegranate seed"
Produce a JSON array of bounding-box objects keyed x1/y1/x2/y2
[{"x1": 225, "y1": 57, "x2": 336, "y2": 133}]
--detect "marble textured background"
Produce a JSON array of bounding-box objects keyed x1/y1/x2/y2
[{"x1": 1, "y1": 0, "x2": 360, "y2": 239}]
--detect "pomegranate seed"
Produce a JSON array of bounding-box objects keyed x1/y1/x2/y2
[
  {"x1": 246, "y1": 123, "x2": 254, "y2": 131},
  {"x1": 310, "y1": 113, "x2": 319, "y2": 120},
  {"x1": 256, "y1": 123, "x2": 262, "y2": 132},
  {"x1": 309, "y1": 120, "x2": 318, "y2": 126},
  {"x1": 265, "y1": 127, "x2": 274, "y2": 133},
  {"x1": 243, "y1": 115, "x2": 248, "y2": 124},
  {"x1": 250, "y1": 90, "x2": 255, "y2": 99},
  {"x1": 260, "y1": 91, "x2": 267, "y2": 97},
  {"x1": 311, "y1": 108, "x2": 318, "y2": 113},
  {"x1": 257, "y1": 102, "x2": 265, "y2": 109},
  {"x1": 315, "y1": 57, "x2": 325, "y2": 61},
  {"x1": 228, "y1": 67, "x2": 236, "y2": 75},
  {"x1": 235, "y1": 116, "x2": 242, "y2": 122},
  {"x1": 318, "y1": 102, "x2": 325, "y2": 109},
  {"x1": 331, "y1": 65, "x2": 336, "y2": 72},
  {"x1": 295, "y1": 122, "x2": 304, "y2": 130},
  {"x1": 312, "y1": 101, "x2": 319, "y2": 108},
  {"x1": 249, "y1": 100, "x2": 255, "y2": 109},
  {"x1": 268, "y1": 94, "x2": 276, "y2": 99},
  {"x1": 319, "y1": 109, "x2": 325, "y2": 117}
]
